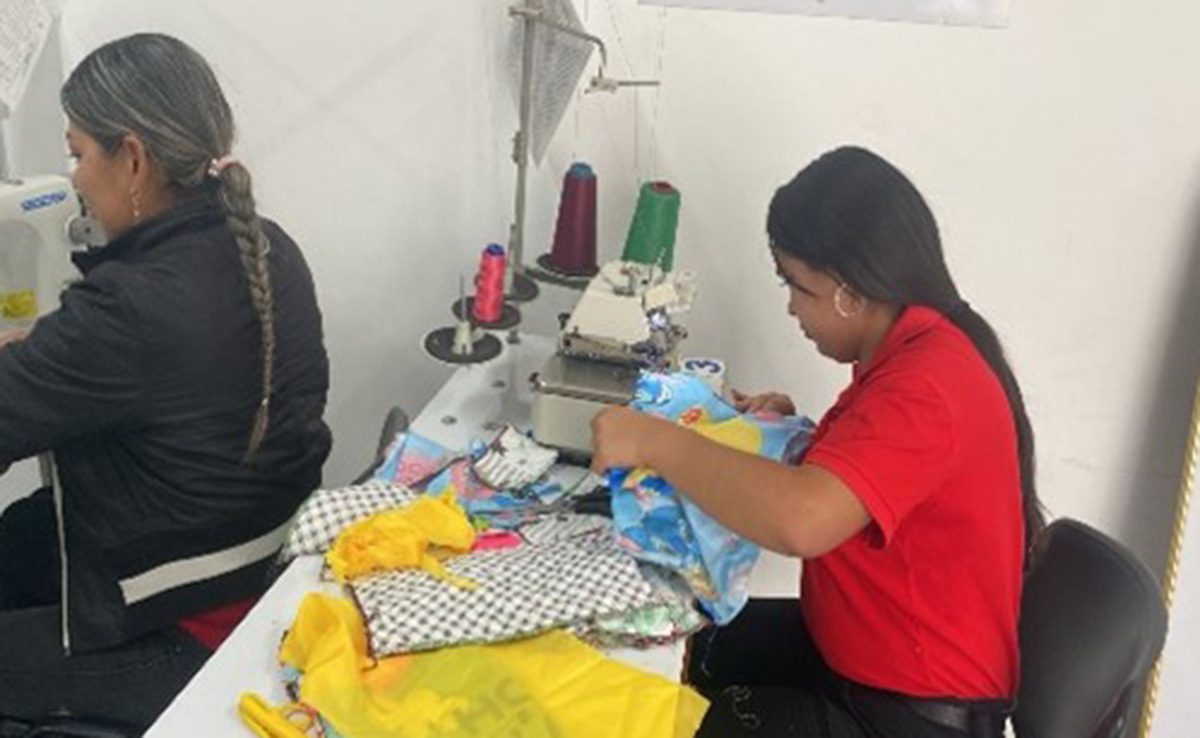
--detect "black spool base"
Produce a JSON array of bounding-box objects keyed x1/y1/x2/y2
[
  {"x1": 529, "y1": 253, "x2": 596, "y2": 289},
  {"x1": 450, "y1": 298, "x2": 521, "y2": 330},
  {"x1": 507, "y1": 271, "x2": 540, "y2": 302},
  {"x1": 423, "y1": 327, "x2": 503, "y2": 364}
]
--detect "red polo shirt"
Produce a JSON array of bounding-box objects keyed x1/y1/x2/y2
[{"x1": 801, "y1": 305, "x2": 1024, "y2": 699}]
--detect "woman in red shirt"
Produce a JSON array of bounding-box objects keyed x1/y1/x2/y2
[{"x1": 592, "y1": 146, "x2": 1044, "y2": 738}]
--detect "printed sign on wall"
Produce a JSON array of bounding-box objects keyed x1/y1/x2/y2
[{"x1": 638, "y1": 0, "x2": 1011, "y2": 28}]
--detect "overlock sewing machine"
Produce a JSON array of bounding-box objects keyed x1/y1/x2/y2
[{"x1": 530, "y1": 260, "x2": 697, "y2": 456}]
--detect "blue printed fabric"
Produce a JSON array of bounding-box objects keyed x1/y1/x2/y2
[
  {"x1": 372, "y1": 431, "x2": 567, "y2": 529},
  {"x1": 373, "y1": 431, "x2": 456, "y2": 488},
  {"x1": 609, "y1": 373, "x2": 813, "y2": 624}
]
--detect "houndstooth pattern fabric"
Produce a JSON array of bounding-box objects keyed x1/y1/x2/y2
[
  {"x1": 353, "y1": 538, "x2": 656, "y2": 656},
  {"x1": 281, "y1": 480, "x2": 418, "y2": 560}
]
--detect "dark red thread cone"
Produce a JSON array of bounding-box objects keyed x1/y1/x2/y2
[{"x1": 549, "y1": 162, "x2": 598, "y2": 276}]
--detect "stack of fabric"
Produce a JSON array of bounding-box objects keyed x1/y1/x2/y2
[
  {"x1": 240, "y1": 593, "x2": 708, "y2": 738},
  {"x1": 258, "y1": 371, "x2": 814, "y2": 737},
  {"x1": 264, "y1": 477, "x2": 708, "y2": 738},
  {"x1": 281, "y1": 480, "x2": 696, "y2": 657},
  {"x1": 371, "y1": 425, "x2": 587, "y2": 530}
]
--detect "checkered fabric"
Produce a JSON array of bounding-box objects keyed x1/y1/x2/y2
[
  {"x1": 519, "y1": 513, "x2": 613, "y2": 546},
  {"x1": 281, "y1": 480, "x2": 418, "y2": 560},
  {"x1": 352, "y1": 537, "x2": 657, "y2": 656}
]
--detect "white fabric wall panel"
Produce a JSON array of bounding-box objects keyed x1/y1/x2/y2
[{"x1": 2, "y1": 4, "x2": 1199, "y2": 728}]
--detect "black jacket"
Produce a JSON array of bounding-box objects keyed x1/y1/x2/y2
[{"x1": 0, "y1": 194, "x2": 331, "y2": 652}]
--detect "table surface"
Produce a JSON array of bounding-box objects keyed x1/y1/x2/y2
[{"x1": 144, "y1": 334, "x2": 685, "y2": 738}]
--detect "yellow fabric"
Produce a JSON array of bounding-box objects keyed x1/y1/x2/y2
[
  {"x1": 691, "y1": 415, "x2": 762, "y2": 453},
  {"x1": 626, "y1": 414, "x2": 763, "y2": 490},
  {"x1": 278, "y1": 592, "x2": 709, "y2": 738},
  {"x1": 0, "y1": 289, "x2": 36, "y2": 320},
  {"x1": 237, "y1": 693, "x2": 316, "y2": 738},
  {"x1": 325, "y1": 489, "x2": 476, "y2": 587}
]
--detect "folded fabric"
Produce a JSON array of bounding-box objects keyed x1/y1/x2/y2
[
  {"x1": 373, "y1": 431, "x2": 457, "y2": 487},
  {"x1": 277, "y1": 592, "x2": 708, "y2": 738},
  {"x1": 470, "y1": 530, "x2": 524, "y2": 552},
  {"x1": 610, "y1": 372, "x2": 813, "y2": 624},
  {"x1": 471, "y1": 425, "x2": 558, "y2": 490},
  {"x1": 282, "y1": 481, "x2": 418, "y2": 561},
  {"x1": 351, "y1": 535, "x2": 657, "y2": 656},
  {"x1": 576, "y1": 600, "x2": 706, "y2": 651},
  {"x1": 574, "y1": 567, "x2": 707, "y2": 650},
  {"x1": 373, "y1": 430, "x2": 569, "y2": 529},
  {"x1": 326, "y1": 491, "x2": 477, "y2": 588},
  {"x1": 517, "y1": 513, "x2": 613, "y2": 547}
]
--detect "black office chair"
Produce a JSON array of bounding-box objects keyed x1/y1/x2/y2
[
  {"x1": 1013, "y1": 518, "x2": 1168, "y2": 738},
  {"x1": 0, "y1": 716, "x2": 137, "y2": 738},
  {"x1": 351, "y1": 405, "x2": 410, "y2": 484}
]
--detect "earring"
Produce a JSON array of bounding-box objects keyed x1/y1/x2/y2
[
  {"x1": 834, "y1": 284, "x2": 861, "y2": 319},
  {"x1": 130, "y1": 188, "x2": 142, "y2": 224}
]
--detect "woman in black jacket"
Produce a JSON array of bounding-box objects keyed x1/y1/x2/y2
[{"x1": 0, "y1": 33, "x2": 331, "y2": 728}]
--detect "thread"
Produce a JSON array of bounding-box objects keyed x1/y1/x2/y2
[
  {"x1": 473, "y1": 243, "x2": 507, "y2": 323},
  {"x1": 549, "y1": 162, "x2": 598, "y2": 275},
  {"x1": 621, "y1": 180, "x2": 680, "y2": 270}
]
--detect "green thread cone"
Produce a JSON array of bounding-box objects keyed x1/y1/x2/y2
[{"x1": 622, "y1": 180, "x2": 681, "y2": 270}]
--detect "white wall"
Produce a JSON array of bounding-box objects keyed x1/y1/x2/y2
[
  {"x1": 48, "y1": 0, "x2": 573, "y2": 489},
  {"x1": 2, "y1": 0, "x2": 1198, "y2": 726},
  {"x1": 568, "y1": 3, "x2": 1200, "y2": 727},
  {"x1": 0, "y1": 6, "x2": 71, "y2": 510}
]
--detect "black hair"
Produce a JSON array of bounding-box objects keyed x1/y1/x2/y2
[
  {"x1": 767, "y1": 146, "x2": 1045, "y2": 558},
  {"x1": 63, "y1": 34, "x2": 275, "y2": 460}
]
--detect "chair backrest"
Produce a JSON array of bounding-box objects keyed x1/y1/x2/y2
[
  {"x1": 1014, "y1": 519, "x2": 1168, "y2": 738},
  {"x1": 350, "y1": 406, "x2": 409, "y2": 485}
]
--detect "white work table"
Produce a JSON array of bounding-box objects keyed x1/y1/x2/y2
[{"x1": 145, "y1": 333, "x2": 685, "y2": 738}]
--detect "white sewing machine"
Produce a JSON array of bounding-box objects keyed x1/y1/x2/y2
[
  {"x1": 530, "y1": 260, "x2": 697, "y2": 456},
  {"x1": 0, "y1": 175, "x2": 99, "y2": 330}
]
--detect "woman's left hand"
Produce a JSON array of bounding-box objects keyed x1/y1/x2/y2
[
  {"x1": 0, "y1": 329, "x2": 29, "y2": 349},
  {"x1": 590, "y1": 405, "x2": 670, "y2": 474}
]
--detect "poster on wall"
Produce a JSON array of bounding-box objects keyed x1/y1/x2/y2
[
  {"x1": 638, "y1": 0, "x2": 1011, "y2": 28},
  {"x1": 0, "y1": 0, "x2": 53, "y2": 117}
]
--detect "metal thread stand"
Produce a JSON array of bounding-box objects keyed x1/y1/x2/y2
[
  {"x1": 508, "y1": 1, "x2": 538, "y2": 302},
  {"x1": 506, "y1": 1, "x2": 658, "y2": 307},
  {"x1": 0, "y1": 125, "x2": 10, "y2": 181}
]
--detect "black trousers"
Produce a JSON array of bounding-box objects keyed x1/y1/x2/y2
[
  {"x1": 0, "y1": 489, "x2": 210, "y2": 728},
  {"x1": 687, "y1": 599, "x2": 983, "y2": 738}
]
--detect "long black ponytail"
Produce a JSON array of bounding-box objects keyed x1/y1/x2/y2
[{"x1": 767, "y1": 146, "x2": 1045, "y2": 558}]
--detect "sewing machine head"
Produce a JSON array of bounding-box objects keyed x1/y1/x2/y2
[
  {"x1": 0, "y1": 175, "x2": 97, "y2": 328},
  {"x1": 558, "y1": 260, "x2": 697, "y2": 370},
  {"x1": 531, "y1": 260, "x2": 697, "y2": 456}
]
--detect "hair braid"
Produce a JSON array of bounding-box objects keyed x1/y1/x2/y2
[
  {"x1": 62, "y1": 33, "x2": 279, "y2": 461},
  {"x1": 217, "y1": 163, "x2": 275, "y2": 460}
]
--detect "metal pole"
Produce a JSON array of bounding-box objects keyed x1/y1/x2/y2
[
  {"x1": 508, "y1": 0, "x2": 539, "y2": 296},
  {"x1": 0, "y1": 124, "x2": 10, "y2": 180}
]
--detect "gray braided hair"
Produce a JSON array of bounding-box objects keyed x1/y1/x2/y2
[{"x1": 61, "y1": 33, "x2": 275, "y2": 460}]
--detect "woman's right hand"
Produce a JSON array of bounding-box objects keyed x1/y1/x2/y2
[{"x1": 730, "y1": 389, "x2": 796, "y2": 416}]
